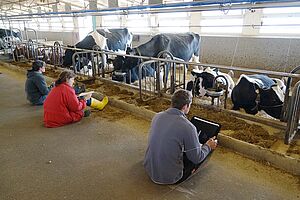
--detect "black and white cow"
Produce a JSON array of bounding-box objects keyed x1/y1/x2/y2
[
  {"x1": 113, "y1": 32, "x2": 201, "y2": 83},
  {"x1": 231, "y1": 74, "x2": 285, "y2": 119},
  {"x1": 0, "y1": 29, "x2": 21, "y2": 49},
  {"x1": 62, "y1": 28, "x2": 132, "y2": 68},
  {"x1": 186, "y1": 67, "x2": 235, "y2": 97},
  {"x1": 96, "y1": 28, "x2": 132, "y2": 54}
]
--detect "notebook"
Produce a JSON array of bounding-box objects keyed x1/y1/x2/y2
[
  {"x1": 77, "y1": 91, "x2": 94, "y2": 97},
  {"x1": 190, "y1": 116, "x2": 221, "y2": 144}
]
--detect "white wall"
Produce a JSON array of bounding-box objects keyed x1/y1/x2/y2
[
  {"x1": 26, "y1": 31, "x2": 79, "y2": 46},
  {"x1": 133, "y1": 34, "x2": 299, "y2": 73}
]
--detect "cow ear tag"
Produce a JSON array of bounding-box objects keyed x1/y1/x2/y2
[{"x1": 255, "y1": 89, "x2": 259, "y2": 94}]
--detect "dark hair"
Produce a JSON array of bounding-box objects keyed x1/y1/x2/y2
[
  {"x1": 171, "y1": 89, "x2": 193, "y2": 110},
  {"x1": 31, "y1": 60, "x2": 45, "y2": 71},
  {"x1": 55, "y1": 70, "x2": 76, "y2": 86}
]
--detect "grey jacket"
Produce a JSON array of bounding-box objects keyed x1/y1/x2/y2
[
  {"x1": 25, "y1": 70, "x2": 49, "y2": 105},
  {"x1": 144, "y1": 108, "x2": 211, "y2": 184}
]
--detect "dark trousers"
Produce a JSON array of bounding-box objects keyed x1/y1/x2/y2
[{"x1": 176, "y1": 151, "x2": 213, "y2": 184}]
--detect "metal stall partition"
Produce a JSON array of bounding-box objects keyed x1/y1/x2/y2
[
  {"x1": 51, "y1": 42, "x2": 64, "y2": 68},
  {"x1": 157, "y1": 50, "x2": 187, "y2": 94},
  {"x1": 281, "y1": 65, "x2": 300, "y2": 122},
  {"x1": 139, "y1": 60, "x2": 159, "y2": 101},
  {"x1": 72, "y1": 51, "x2": 96, "y2": 78},
  {"x1": 285, "y1": 80, "x2": 300, "y2": 144},
  {"x1": 92, "y1": 45, "x2": 107, "y2": 78}
]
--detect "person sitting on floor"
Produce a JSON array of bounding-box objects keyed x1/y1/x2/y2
[
  {"x1": 43, "y1": 70, "x2": 108, "y2": 128},
  {"x1": 25, "y1": 60, "x2": 50, "y2": 105},
  {"x1": 143, "y1": 89, "x2": 218, "y2": 184}
]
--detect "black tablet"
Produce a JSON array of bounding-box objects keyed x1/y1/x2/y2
[{"x1": 190, "y1": 116, "x2": 221, "y2": 144}]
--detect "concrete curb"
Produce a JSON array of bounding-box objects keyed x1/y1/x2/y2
[{"x1": 1, "y1": 61, "x2": 299, "y2": 175}]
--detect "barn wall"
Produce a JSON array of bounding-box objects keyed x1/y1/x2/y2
[
  {"x1": 134, "y1": 35, "x2": 300, "y2": 73},
  {"x1": 26, "y1": 31, "x2": 79, "y2": 46}
]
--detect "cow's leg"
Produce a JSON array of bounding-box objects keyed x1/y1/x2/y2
[
  {"x1": 232, "y1": 105, "x2": 240, "y2": 110},
  {"x1": 186, "y1": 80, "x2": 194, "y2": 92}
]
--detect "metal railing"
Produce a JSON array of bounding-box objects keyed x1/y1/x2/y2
[
  {"x1": 138, "y1": 60, "x2": 158, "y2": 101},
  {"x1": 281, "y1": 65, "x2": 300, "y2": 122},
  {"x1": 285, "y1": 80, "x2": 300, "y2": 144},
  {"x1": 8, "y1": 42, "x2": 299, "y2": 144}
]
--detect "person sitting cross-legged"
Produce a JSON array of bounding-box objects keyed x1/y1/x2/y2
[
  {"x1": 43, "y1": 70, "x2": 108, "y2": 128},
  {"x1": 143, "y1": 89, "x2": 218, "y2": 184},
  {"x1": 25, "y1": 60, "x2": 50, "y2": 105}
]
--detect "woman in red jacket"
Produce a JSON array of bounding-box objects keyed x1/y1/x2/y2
[{"x1": 43, "y1": 70, "x2": 108, "y2": 128}]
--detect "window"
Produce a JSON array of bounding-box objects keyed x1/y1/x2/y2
[
  {"x1": 78, "y1": 16, "x2": 92, "y2": 40},
  {"x1": 49, "y1": 17, "x2": 63, "y2": 32},
  {"x1": 102, "y1": 15, "x2": 121, "y2": 28},
  {"x1": 157, "y1": 12, "x2": 189, "y2": 33},
  {"x1": 62, "y1": 17, "x2": 74, "y2": 31},
  {"x1": 200, "y1": 10, "x2": 244, "y2": 34},
  {"x1": 260, "y1": 7, "x2": 300, "y2": 35},
  {"x1": 37, "y1": 18, "x2": 49, "y2": 31},
  {"x1": 27, "y1": 19, "x2": 39, "y2": 30},
  {"x1": 126, "y1": 14, "x2": 150, "y2": 34}
]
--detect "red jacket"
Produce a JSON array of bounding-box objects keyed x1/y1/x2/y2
[{"x1": 44, "y1": 82, "x2": 86, "y2": 128}]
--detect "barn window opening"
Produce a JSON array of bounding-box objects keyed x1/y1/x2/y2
[
  {"x1": 62, "y1": 17, "x2": 74, "y2": 31},
  {"x1": 78, "y1": 16, "x2": 93, "y2": 40},
  {"x1": 200, "y1": 10, "x2": 244, "y2": 34},
  {"x1": 37, "y1": 18, "x2": 49, "y2": 31},
  {"x1": 126, "y1": 14, "x2": 150, "y2": 34},
  {"x1": 157, "y1": 12, "x2": 189, "y2": 33},
  {"x1": 101, "y1": 15, "x2": 121, "y2": 29},
  {"x1": 48, "y1": 17, "x2": 63, "y2": 32},
  {"x1": 260, "y1": 7, "x2": 300, "y2": 35}
]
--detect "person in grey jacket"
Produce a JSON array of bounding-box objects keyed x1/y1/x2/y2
[
  {"x1": 25, "y1": 60, "x2": 50, "y2": 105},
  {"x1": 144, "y1": 89, "x2": 218, "y2": 184}
]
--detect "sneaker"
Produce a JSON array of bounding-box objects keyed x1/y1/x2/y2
[{"x1": 84, "y1": 109, "x2": 91, "y2": 117}]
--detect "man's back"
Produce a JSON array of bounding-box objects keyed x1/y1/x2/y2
[
  {"x1": 144, "y1": 108, "x2": 209, "y2": 184},
  {"x1": 25, "y1": 70, "x2": 48, "y2": 105}
]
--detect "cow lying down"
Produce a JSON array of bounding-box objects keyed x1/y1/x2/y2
[
  {"x1": 186, "y1": 67, "x2": 235, "y2": 97},
  {"x1": 231, "y1": 74, "x2": 285, "y2": 119}
]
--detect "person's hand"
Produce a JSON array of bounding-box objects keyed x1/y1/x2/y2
[
  {"x1": 49, "y1": 82, "x2": 55, "y2": 89},
  {"x1": 205, "y1": 136, "x2": 218, "y2": 150},
  {"x1": 84, "y1": 93, "x2": 92, "y2": 100}
]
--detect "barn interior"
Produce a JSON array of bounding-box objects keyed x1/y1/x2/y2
[{"x1": 0, "y1": 0, "x2": 300, "y2": 199}]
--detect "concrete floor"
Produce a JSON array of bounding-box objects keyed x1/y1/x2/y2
[{"x1": 0, "y1": 66, "x2": 299, "y2": 200}]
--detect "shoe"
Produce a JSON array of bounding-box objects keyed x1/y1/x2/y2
[
  {"x1": 84, "y1": 109, "x2": 91, "y2": 117},
  {"x1": 90, "y1": 96, "x2": 108, "y2": 110}
]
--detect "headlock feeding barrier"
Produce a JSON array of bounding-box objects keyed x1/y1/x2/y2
[{"x1": 1, "y1": 27, "x2": 299, "y2": 144}]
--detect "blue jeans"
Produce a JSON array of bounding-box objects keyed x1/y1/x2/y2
[{"x1": 175, "y1": 151, "x2": 213, "y2": 184}]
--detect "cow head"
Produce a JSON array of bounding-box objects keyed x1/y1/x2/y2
[
  {"x1": 258, "y1": 85, "x2": 284, "y2": 119},
  {"x1": 63, "y1": 46, "x2": 75, "y2": 67},
  {"x1": 188, "y1": 68, "x2": 216, "y2": 96},
  {"x1": 231, "y1": 77, "x2": 259, "y2": 115},
  {"x1": 112, "y1": 56, "x2": 125, "y2": 71},
  {"x1": 113, "y1": 48, "x2": 140, "y2": 70},
  {"x1": 123, "y1": 48, "x2": 140, "y2": 69}
]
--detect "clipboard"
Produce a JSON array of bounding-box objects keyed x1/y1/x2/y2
[
  {"x1": 77, "y1": 91, "x2": 94, "y2": 97},
  {"x1": 190, "y1": 116, "x2": 221, "y2": 144}
]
